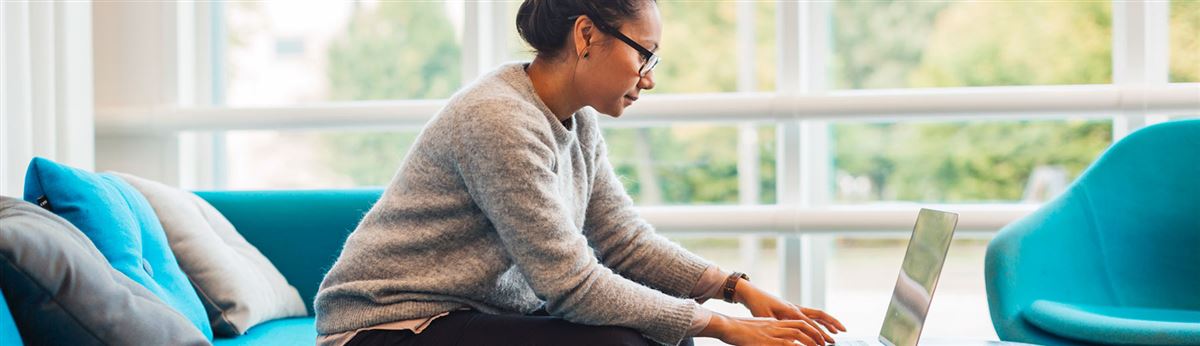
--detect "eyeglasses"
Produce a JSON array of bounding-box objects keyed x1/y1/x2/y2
[{"x1": 568, "y1": 14, "x2": 660, "y2": 77}]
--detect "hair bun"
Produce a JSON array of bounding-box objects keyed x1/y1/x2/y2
[{"x1": 515, "y1": 0, "x2": 650, "y2": 58}]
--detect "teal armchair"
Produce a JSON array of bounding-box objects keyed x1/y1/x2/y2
[{"x1": 985, "y1": 119, "x2": 1200, "y2": 345}]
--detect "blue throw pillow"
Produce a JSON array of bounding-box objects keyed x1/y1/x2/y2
[{"x1": 22, "y1": 157, "x2": 213, "y2": 340}]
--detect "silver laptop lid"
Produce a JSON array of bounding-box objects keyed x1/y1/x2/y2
[{"x1": 878, "y1": 208, "x2": 959, "y2": 346}]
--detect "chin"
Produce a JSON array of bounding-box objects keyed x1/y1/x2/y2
[{"x1": 597, "y1": 105, "x2": 624, "y2": 118}]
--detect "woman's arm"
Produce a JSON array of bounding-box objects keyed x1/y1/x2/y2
[
  {"x1": 452, "y1": 104, "x2": 698, "y2": 345},
  {"x1": 581, "y1": 134, "x2": 714, "y2": 298}
]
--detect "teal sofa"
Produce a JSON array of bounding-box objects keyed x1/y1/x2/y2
[
  {"x1": 196, "y1": 189, "x2": 383, "y2": 345},
  {"x1": 0, "y1": 188, "x2": 382, "y2": 344},
  {"x1": 984, "y1": 119, "x2": 1200, "y2": 345}
]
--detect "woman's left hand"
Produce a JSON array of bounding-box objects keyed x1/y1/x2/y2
[{"x1": 733, "y1": 279, "x2": 847, "y2": 341}]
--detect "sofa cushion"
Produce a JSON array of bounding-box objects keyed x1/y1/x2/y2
[
  {"x1": 1026, "y1": 300, "x2": 1200, "y2": 345},
  {"x1": 22, "y1": 157, "x2": 212, "y2": 339},
  {"x1": 213, "y1": 317, "x2": 317, "y2": 346},
  {"x1": 0, "y1": 196, "x2": 209, "y2": 345},
  {"x1": 0, "y1": 285, "x2": 22, "y2": 346},
  {"x1": 116, "y1": 173, "x2": 307, "y2": 336}
]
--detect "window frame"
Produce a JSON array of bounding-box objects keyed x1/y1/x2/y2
[{"x1": 93, "y1": 0, "x2": 1197, "y2": 311}]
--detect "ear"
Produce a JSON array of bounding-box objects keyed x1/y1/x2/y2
[{"x1": 571, "y1": 15, "x2": 596, "y2": 59}]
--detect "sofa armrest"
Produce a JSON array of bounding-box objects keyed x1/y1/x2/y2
[{"x1": 195, "y1": 189, "x2": 383, "y2": 314}]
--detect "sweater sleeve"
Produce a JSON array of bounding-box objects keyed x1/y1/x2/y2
[
  {"x1": 581, "y1": 134, "x2": 714, "y2": 298},
  {"x1": 451, "y1": 105, "x2": 698, "y2": 345}
]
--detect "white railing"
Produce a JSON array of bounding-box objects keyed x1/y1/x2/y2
[{"x1": 96, "y1": 84, "x2": 1200, "y2": 134}]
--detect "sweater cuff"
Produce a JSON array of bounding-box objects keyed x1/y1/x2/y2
[
  {"x1": 686, "y1": 306, "x2": 714, "y2": 337},
  {"x1": 689, "y1": 265, "x2": 730, "y2": 302},
  {"x1": 645, "y1": 300, "x2": 701, "y2": 345}
]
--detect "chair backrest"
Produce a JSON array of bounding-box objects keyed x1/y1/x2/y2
[
  {"x1": 1072, "y1": 119, "x2": 1200, "y2": 309},
  {"x1": 986, "y1": 119, "x2": 1200, "y2": 342},
  {"x1": 196, "y1": 189, "x2": 384, "y2": 315}
]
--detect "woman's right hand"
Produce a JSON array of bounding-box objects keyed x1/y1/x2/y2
[{"x1": 698, "y1": 313, "x2": 833, "y2": 346}]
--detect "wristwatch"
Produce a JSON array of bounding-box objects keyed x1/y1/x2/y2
[{"x1": 722, "y1": 272, "x2": 750, "y2": 303}]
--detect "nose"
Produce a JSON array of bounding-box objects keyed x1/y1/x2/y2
[{"x1": 638, "y1": 70, "x2": 655, "y2": 91}]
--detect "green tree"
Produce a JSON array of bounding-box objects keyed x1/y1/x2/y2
[{"x1": 1170, "y1": 0, "x2": 1200, "y2": 82}]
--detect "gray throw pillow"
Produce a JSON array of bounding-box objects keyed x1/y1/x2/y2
[
  {"x1": 0, "y1": 196, "x2": 209, "y2": 345},
  {"x1": 114, "y1": 173, "x2": 306, "y2": 336}
]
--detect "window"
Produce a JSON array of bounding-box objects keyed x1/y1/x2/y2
[
  {"x1": 170, "y1": 2, "x2": 1199, "y2": 342},
  {"x1": 222, "y1": 1, "x2": 463, "y2": 106},
  {"x1": 830, "y1": 1, "x2": 1112, "y2": 89}
]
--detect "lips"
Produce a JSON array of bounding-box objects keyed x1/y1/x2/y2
[{"x1": 624, "y1": 95, "x2": 638, "y2": 103}]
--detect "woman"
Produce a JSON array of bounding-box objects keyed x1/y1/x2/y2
[{"x1": 314, "y1": 1, "x2": 845, "y2": 345}]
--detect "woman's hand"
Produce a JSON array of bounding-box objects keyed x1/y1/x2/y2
[
  {"x1": 699, "y1": 313, "x2": 831, "y2": 346},
  {"x1": 733, "y1": 278, "x2": 847, "y2": 344}
]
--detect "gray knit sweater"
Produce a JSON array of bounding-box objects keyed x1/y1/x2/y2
[{"x1": 314, "y1": 63, "x2": 713, "y2": 344}]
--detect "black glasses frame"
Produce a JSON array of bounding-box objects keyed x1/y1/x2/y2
[{"x1": 567, "y1": 14, "x2": 660, "y2": 76}]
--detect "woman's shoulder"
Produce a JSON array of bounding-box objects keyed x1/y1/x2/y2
[{"x1": 435, "y1": 63, "x2": 548, "y2": 129}]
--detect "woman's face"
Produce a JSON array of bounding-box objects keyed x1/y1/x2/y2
[{"x1": 575, "y1": 3, "x2": 660, "y2": 118}]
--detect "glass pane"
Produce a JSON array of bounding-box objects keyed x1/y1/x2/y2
[
  {"x1": 603, "y1": 124, "x2": 776, "y2": 206},
  {"x1": 827, "y1": 234, "x2": 997, "y2": 340},
  {"x1": 830, "y1": 1, "x2": 1112, "y2": 89},
  {"x1": 830, "y1": 119, "x2": 1112, "y2": 203},
  {"x1": 1171, "y1": 0, "x2": 1200, "y2": 83},
  {"x1": 654, "y1": 1, "x2": 776, "y2": 93},
  {"x1": 221, "y1": 1, "x2": 462, "y2": 106},
  {"x1": 503, "y1": 1, "x2": 777, "y2": 93},
  {"x1": 222, "y1": 129, "x2": 420, "y2": 189}
]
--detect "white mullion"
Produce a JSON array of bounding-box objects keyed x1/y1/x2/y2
[
  {"x1": 1144, "y1": 0, "x2": 1170, "y2": 126},
  {"x1": 777, "y1": 0, "x2": 806, "y2": 307},
  {"x1": 795, "y1": 0, "x2": 833, "y2": 310},
  {"x1": 734, "y1": 0, "x2": 762, "y2": 276},
  {"x1": 461, "y1": 1, "x2": 500, "y2": 86},
  {"x1": 210, "y1": 0, "x2": 228, "y2": 189},
  {"x1": 1112, "y1": 0, "x2": 1171, "y2": 139},
  {"x1": 488, "y1": 1, "x2": 511, "y2": 65}
]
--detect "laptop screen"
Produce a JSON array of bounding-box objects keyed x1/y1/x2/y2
[{"x1": 879, "y1": 209, "x2": 958, "y2": 346}]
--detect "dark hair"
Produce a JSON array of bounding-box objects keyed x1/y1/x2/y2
[{"x1": 515, "y1": 0, "x2": 653, "y2": 57}]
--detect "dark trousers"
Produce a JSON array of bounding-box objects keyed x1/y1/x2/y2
[{"x1": 345, "y1": 310, "x2": 696, "y2": 346}]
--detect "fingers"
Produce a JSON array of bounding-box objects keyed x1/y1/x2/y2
[
  {"x1": 788, "y1": 306, "x2": 835, "y2": 340},
  {"x1": 804, "y1": 308, "x2": 848, "y2": 332},
  {"x1": 776, "y1": 319, "x2": 829, "y2": 345},
  {"x1": 774, "y1": 327, "x2": 817, "y2": 346}
]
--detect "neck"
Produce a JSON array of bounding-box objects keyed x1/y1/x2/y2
[{"x1": 526, "y1": 57, "x2": 581, "y2": 123}]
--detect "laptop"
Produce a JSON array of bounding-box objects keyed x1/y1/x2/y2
[{"x1": 840, "y1": 208, "x2": 959, "y2": 346}]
